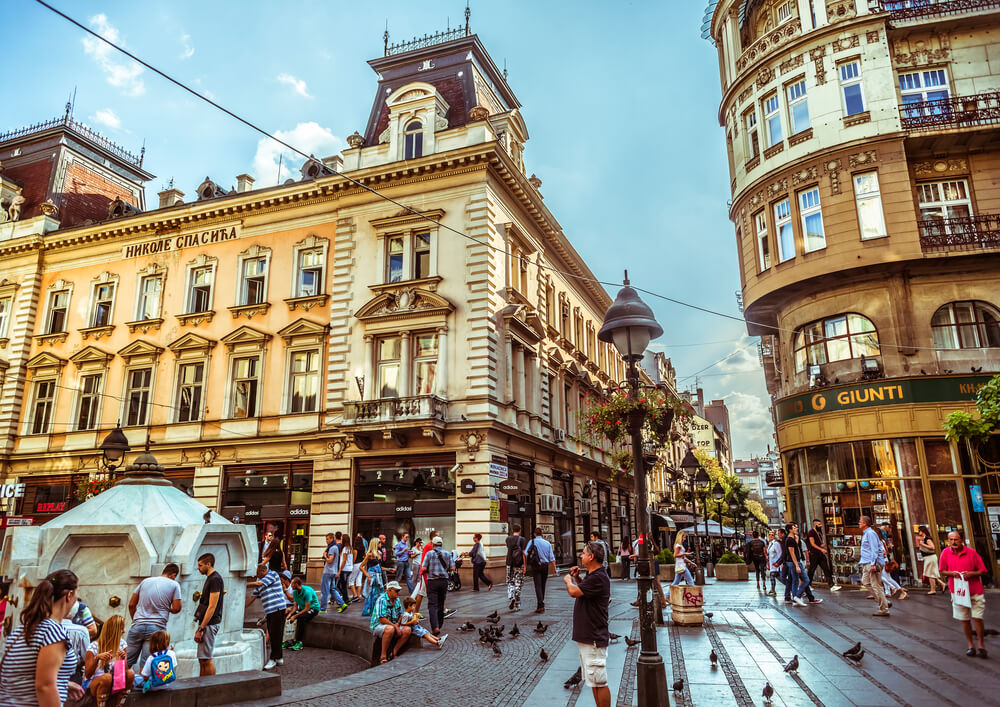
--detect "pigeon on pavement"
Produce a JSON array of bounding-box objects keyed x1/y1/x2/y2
[
  {"x1": 845, "y1": 649, "x2": 865, "y2": 664},
  {"x1": 540, "y1": 648, "x2": 548, "y2": 662},
  {"x1": 609, "y1": 632, "x2": 621, "y2": 642},
  {"x1": 843, "y1": 642, "x2": 862, "y2": 657},
  {"x1": 459, "y1": 622, "x2": 475, "y2": 632},
  {"x1": 710, "y1": 649, "x2": 718, "y2": 666},
  {"x1": 672, "y1": 678, "x2": 684, "y2": 692},
  {"x1": 564, "y1": 667, "x2": 582, "y2": 689},
  {"x1": 492, "y1": 643, "x2": 502, "y2": 656},
  {"x1": 784, "y1": 655, "x2": 799, "y2": 673},
  {"x1": 762, "y1": 682, "x2": 774, "y2": 703},
  {"x1": 510, "y1": 624, "x2": 520, "y2": 638},
  {"x1": 624, "y1": 637, "x2": 641, "y2": 647}
]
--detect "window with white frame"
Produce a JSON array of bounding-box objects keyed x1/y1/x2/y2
[
  {"x1": 774, "y1": 199, "x2": 794, "y2": 262},
  {"x1": 124, "y1": 367, "x2": 152, "y2": 426},
  {"x1": 413, "y1": 333, "x2": 438, "y2": 395},
  {"x1": 239, "y1": 256, "x2": 267, "y2": 306},
  {"x1": 776, "y1": 0, "x2": 793, "y2": 23},
  {"x1": 853, "y1": 172, "x2": 887, "y2": 240},
  {"x1": 799, "y1": 187, "x2": 826, "y2": 252},
  {"x1": 545, "y1": 282, "x2": 556, "y2": 326},
  {"x1": 288, "y1": 350, "x2": 319, "y2": 413},
  {"x1": 136, "y1": 274, "x2": 163, "y2": 320},
  {"x1": 295, "y1": 248, "x2": 324, "y2": 297},
  {"x1": 29, "y1": 378, "x2": 56, "y2": 434},
  {"x1": 386, "y1": 236, "x2": 405, "y2": 283},
  {"x1": 764, "y1": 93, "x2": 782, "y2": 147},
  {"x1": 786, "y1": 79, "x2": 809, "y2": 134},
  {"x1": 46, "y1": 290, "x2": 69, "y2": 334},
  {"x1": 377, "y1": 336, "x2": 401, "y2": 398},
  {"x1": 384, "y1": 231, "x2": 433, "y2": 283},
  {"x1": 414, "y1": 232, "x2": 431, "y2": 280},
  {"x1": 793, "y1": 313, "x2": 880, "y2": 372},
  {"x1": 176, "y1": 362, "x2": 205, "y2": 422},
  {"x1": 745, "y1": 110, "x2": 760, "y2": 160},
  {"x1": 899, "y1": 69, "x2": 950, "y2": 119},
  {"x1": 508, "y1": 240, "x2": 531, "y2": 295},
  {"x1": 839, "y1": 60, "x2": 865, "y2": 116},
  {"x1": 76, "y1": 373, "x2": 102, "y2": 430},
  {"x1": 0, "y1": 296, "x2": 10, "y2": 339},
  {"x1": 230, "y1": 356, "x2": 261, "y2": 418},
  {"x1": 403, "y1": 120, "x2": 423, "y2": 160},
  {"x1": 931, "y1": 301, "x2": 1000, "y2": 350},
  {"x1": 187, "y1": 266, "x2": 213, "y2": 313},
  {"x1": 755, "y1": 211, "x2": 771, "y2": 270},
  {"x1": 90, "y1": 283, "x2": 115, "y2": 328},
  {"x1": 918, "y1": 180, "x2": 972, "y2": 226}
]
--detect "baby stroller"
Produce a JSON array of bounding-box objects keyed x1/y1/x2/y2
[{"x1": 447, "y1": 558, "x2": 463, "y2": 592}]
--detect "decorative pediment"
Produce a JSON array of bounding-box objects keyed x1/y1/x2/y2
[
  {"x1": 221, "y1": 325, "x2": 271, "y2": 352},
  {"x1": 47, "y1": 278, "x2": 72, "y2": 293},
  {"x1": 563, "y1": 360, "x2": 583, "y2": 378},
  {"x1": 277, "y1": 318, "x2": 328, "y2": 344},
  {"x1": 294, "y1": 234, "x2": 328, "y2": 250},
  {"x1": 118, "y1": 339, "x2": 164, "y2": 364},
  {"x1": 238, "y1": 243, "x2": 271, "y2": 258},
  {"x1": 501, "y1": 304, "x2": 546, "y2": 346},
  {"x1": 25, "y1": 351, "x2": 67, "y2": 370},
  {"x1": 0, "y1": 278, "x2": 19, "y2": 297},
  {"x1": 69, "y1": 345, "x2": 113, "y2": 368},
  {"x1": 547, "y1": 347, "x2": 565, "y2": 367},
  {"x1": 90, "y1": 271, "x2": 119, "y2": 286},
  {"x1": 167, "y1": 332, "x2": 216, "y2": 354},
  {"x1": 355, "y1": 287, "x2": 454, "y2": 323}
]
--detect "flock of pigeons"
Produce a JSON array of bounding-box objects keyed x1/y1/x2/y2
[{"x1": 457, "y1": 610, "x2": 552, "y2": 659}]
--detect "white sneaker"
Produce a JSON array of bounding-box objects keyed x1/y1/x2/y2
[
  {"x1": 275, "y1": 659, "x2": 284, "y2": 666},
  {"x1": 831, "y1": 584, "x2": 842, "y2": 591},
  {"x1": 264, "y1": 659, "x2": 277, "y2": 670},
  {"x1": 793, "y1": 597, "x2": 807, "y2": 607}
]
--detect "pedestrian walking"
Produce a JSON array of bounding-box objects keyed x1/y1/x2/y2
[
  {"x1": 563, "y1": 541, "x2": 611, "y2": 707},
  {"x1": 421, "y1": 536, "x2": 453, "y2": 636},
  {"x1": 765, "y1": 530, "x2": 781, "y2": 596},
  {"x1": 881, "y1": 538, "x2": 907, "y2": 600},
  {"x1": 618, "y1": 536, "x2": 632, "y2": 580},
  {"x1": 394, "y1": 532, "x2": 415, "y2": 593},
  {"x1": 671, "y1": 530, "x2": 695, "y2": 586},
  {"x1": 83, "y1": 614, "x2": 134, "y2": 707},
  {"x1": 859, "y1": 516, "x2": 890, "y2": 616},
  {"x1": 336, "y1": 532, "x2": 352, "y2": 604},
  {"x1": 589, "y1": 532, "x2": 610, "y2": 570},
  {"x1": 806, "y1": 520, "x2": 841, "y2": 590},
  {"x1": 193, "y1": 553, "x2": 225, "y2": 675},
  {"x1": 125, "y1": 563, "x2": 182, "y2": 671},
  {"x1": 361, "y1": 538, "x2": 385, "y2": 617},
  {"x1": 748, "y1": 530, "x2": 768, "y2": 591},
  {"x1": 286, "y1": 577, "x2": 320, "y2": 651},
  {"x1": 938, "y1": 530, "x2": 988, "y2": 658},
  {"x1": 0, "y1": 569, "x2": 84, "y2": 707},
  {"x1": 916, "y1": 525, "x2": 946, "y2": 594},
  {"x1": 525, "y1": 528, "x2": 556, "y2": 613},
  {"x1": 320, "y1": 533, "x2": 348, "y2": 613},
  {"x1": 412, "y1": 531, "x2": 435, "y2": 617},
  {"x1": 784, "y1": 523, "x2": 811, "y2": 607},
  {"x1": 264, "y1": 532, "x2": 287, "y2": 573},
  {"x1": 246, "y1": 563, "x2": 288, "y2": 669},
  {"x1": 349, "y1": 532, "x2": 366, "y2": 602},
  {"x1": 505, "y1": 525, "x2": 528, "y2": 612},
  {"x1": 465, "y1": 532, "x2": 493, "y2": 591},
  {"x1": 258, "y1": 529, "x2": 274, "y2": 563},
  {"x1": 370, "y1": 581, "x2": 411, "y2": 664}
]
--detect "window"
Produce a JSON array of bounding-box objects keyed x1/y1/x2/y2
[
  {"x1": 853, "y1": 172, "x2": 886, "y2": 240},
  {"x1": 774, "y1": 199, "x2": 794, "y2": 262},
  {"x1": 931, "y1": 301, "x2": 1000, "y2": 350},
  {"x1": 755, "y1": 211, "x2": 771, "y2": 270},
  {"x1": 187, "y1": 266, "x2": 213, "y2": 313},
  {"x1": 90, "y1": 283, "x2": 115, "y2": 327},
  {"x1": 899, "y1": 69, "x2": 950, "y2": 119},
  {"x1": 296, "y1": 248, "x2": 324, "y2": 297},
  {"x1": 559, "y1": 296, "x2": 570, "y2": 338},
  {"x1": 377, "y1": 337, "x2": 401, "y2": 398},
  {"x1": 136, "y1": 274, "x2": 162, "y2": 320},
  {"x1": 46, "y1": 290, "x2": 69, "y2": 334},
  {"x1": 414, "y1": 232, "x2": 431, "y2": 280},
  {"x1": 413, "y1": 333, "x2": 438, "y2": 395},
  {"x1": 793, "y1": 314, "x2": 880, "y2": 372},
  {"x1": 230, "y1": 356, "x2": 260, "y2": 418},
  {"x1": 745, "y1": 110, "x2": 760, "y2": 160},
  {"x1": 384, "y1": 232, "x2": 432, "y2": 283},
  {"x1": 764, "y1": 93, "x2": 782, "y2": 147},
  {"x1": 786, "y1": 80, "x2": 810, "y2": 134},
  {"x1": 386, "y1": 236, "x2": 404, "y2": 283},
  {"x1": 0, "y1": 296, "x2": 10, "y2": 339},
  {"x1": 839, "y1": 60, "x2": 865, "y2": 116},
  {"x1": 403, "y1": 120, "x2": 423, "y2": 160},
  {"x1": 545, "y1": 282, "x2": 555, "y2": 326},
  {"x1": 918, "y1": 180, "x2": 972, "y2": 230},
  {"x1": 125, "y1": 368, "x2": 152, "y2": 426},
  {"x1": 76, "y1": 373, "x2": 102, "y2": 430},
  {"x1": 289, "y1": 350, "x2": 319, "y2": 413},
  {"x1": 176, "y1": 362, "x2": 205, "y2": 422},
  {"x1": 776, "y1": 1, "x2": 793, "y2": 23},
  {"x1": 29, "y1": 379, "x2": 56, "y2": 434},
  {"x1": 798, "y1": 187, "x2": 826, "y2": 252},
  {"x1": 239, "y1": 257, "x2": 267, "y2": 306}
]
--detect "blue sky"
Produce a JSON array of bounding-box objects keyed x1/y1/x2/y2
[{"x1": 3, "y1": 0, "x2": 772, "y2": 458}]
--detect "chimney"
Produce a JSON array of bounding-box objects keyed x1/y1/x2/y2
[
  {"x1": 157, "y1": 187, "x2": 185, "y2": 209},
  {"x1": 236, "y1": 174, "x2": 255, "y2": 193},
  {"x1": 321, "y1": 156, "x2": 343, "y2": 173}
]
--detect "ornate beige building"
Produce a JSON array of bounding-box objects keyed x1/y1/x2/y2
[
  {"x1": 0, "y1": 28, "x2": 639, "y2": 580},
  {"x1": 703, "y1": 0, "x2": 1000, "y2": 584}
]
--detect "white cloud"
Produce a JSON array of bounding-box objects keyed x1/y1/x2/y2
[
  {"x1": 277, "y1": 73, "x2": 313, "y2": 99},
  {"x1": 251, "y1": 122, "x2": 342, "y2": 187},
  {"x1": 91, "y1": 108, "x2": 121, "y2": 130},
  {"x1": 82, "y1": 14, "x2": 145, "y2": 96},
  {"x1": 720, "y1": 390, "x2": 774, "y2": 454},
  {"x1": 179, "y1": 33, "x2": 194, "y2": 59}
]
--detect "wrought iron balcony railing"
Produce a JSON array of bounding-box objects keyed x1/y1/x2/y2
[
  {"x1": 764, "y1": 469, "x2": 785, "y2": 487},
  {"x1": 899, "y1": 91, "x2": 1000, "y2": 131},
  {"x1": 877, "y1": 0, "x2": 1000, "y2": 22},
  {"x1": 0, "y1": 114, "x2": 143, "y2": 167},
  {"x1": 342, "y1": 395, "x2": 448, "y2": 424},
  {"x1": 918, "y1": 214, "x2": 1000, "y2": 252}
]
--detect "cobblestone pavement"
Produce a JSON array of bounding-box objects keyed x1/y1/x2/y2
[{"x1": 236, "y1": 576, "x2": 1000, "y2": 706}]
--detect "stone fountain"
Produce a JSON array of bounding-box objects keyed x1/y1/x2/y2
[{"x1": 0, "y1": 450, "x2": 264, "y2": 676}]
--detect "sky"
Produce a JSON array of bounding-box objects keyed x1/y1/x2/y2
[{"x1": 1, "y1": 0, "x2": 774, "y2": 459}]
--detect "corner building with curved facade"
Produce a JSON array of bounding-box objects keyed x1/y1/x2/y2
[{"x1": 703, "y1": 0, "x2": 1000, "y2": 585}]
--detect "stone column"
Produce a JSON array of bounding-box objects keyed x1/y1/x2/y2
[
  {"x1": 514, "y1": 344, "x2": 527, "y2": 429},
  {"x1": 554, "y1": 371, "x2": 564, "y2": 431},
  {"x1": 362, "y1": 335, "x2": 374, "y2": 400},
  {"x1": 399, "y1": 330, "x2": 411, "y2": 397},
  {"x1": 435, "y1": 327, "x2": 448, "y2": 398},
  {"x1": 528, "y1": 350, "x2": 541, "y2": 435},
  {"x1": 503, "y1": 333, "x2": 515, "y2": 425}
]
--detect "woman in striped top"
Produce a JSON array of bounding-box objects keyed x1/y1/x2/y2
[{"x1": 0, "y1": 569, "x2": 84, "y2": 706}]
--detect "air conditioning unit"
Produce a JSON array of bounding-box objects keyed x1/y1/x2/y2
[
  {"x1": 617, "y1": 506, "x2": 628, "y2": 519},
  {"x1": 578, "y1": 498, "x2": 593, "y2": 515},
  {"x1": 554, "y1": 429, "x2": 567, "y2": 442},
  {"x1": 539, "y1": 494, "x2": 564, "y2": 514}
]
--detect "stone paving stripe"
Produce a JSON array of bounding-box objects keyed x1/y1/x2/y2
[
  {"x1": 704, "y1": 617, "x2": 755, "y2": 707},
  {"x1": 667, "y1": 622, "x2": 692, "y2": 706},
  {"x1": 615, "y1": 619, "x2": 640, "y2": 707},
  {"x1": 733, "y1": 609, "x2": 825, "y2": 706}
]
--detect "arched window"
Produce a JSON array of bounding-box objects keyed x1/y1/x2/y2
[
  {"x1": 931, "y1": 301, "x2": 1000, "y2": 349},
  {"x1": 793, "y1": 313, "x2": 880, "y2": 372},
  {"x1": 403, "y1": 120, "x2": 423, "y2": 160}
]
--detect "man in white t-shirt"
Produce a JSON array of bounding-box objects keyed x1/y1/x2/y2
[{"x1": 127, "y1": 564, "x2": 182, "y2": 670}]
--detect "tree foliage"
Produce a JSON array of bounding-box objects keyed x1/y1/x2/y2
[{"x1": 943, "y1": 374, "x2": 1000, "y2": 445}]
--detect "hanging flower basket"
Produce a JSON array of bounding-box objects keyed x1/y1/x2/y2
[
  {"x1": 585, "y1": 389, "x2": 691, "y2": 445},
  {"x1": 74, "y1": 474, "x2": 118, "y2": 502}
]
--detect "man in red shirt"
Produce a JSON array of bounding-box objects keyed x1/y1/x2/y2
[{"x1": 938, "y1": 530, "x2": 988, "y2": 658}]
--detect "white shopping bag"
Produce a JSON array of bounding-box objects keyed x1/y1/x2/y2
[{"x1": 953, "y1": 577, "x2": 972, "y2": 608}]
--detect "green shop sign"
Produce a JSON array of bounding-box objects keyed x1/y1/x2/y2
[{"x1": 775, "y1": 375, "x2": 992, "y2": 424}]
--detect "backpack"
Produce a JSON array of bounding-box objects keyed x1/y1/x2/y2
[
  {"x1": 142, "y1": 651, "x2": 176, "y2": 693},
  {"x1": 525, "y1": 540, "x2": 542, "y2": 577},
  {"x1": 749, "y1": 539, "x2": 766, "y2": 559},
  {"x1": 506, "y1": 535, "x2": 526, "y2": 567}
]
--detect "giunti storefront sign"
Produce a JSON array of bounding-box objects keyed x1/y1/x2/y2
[{"x1": 775, "y1": 375, "x2": 992, "y2": 424}]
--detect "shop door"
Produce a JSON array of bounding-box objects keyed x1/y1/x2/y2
[
  {"x1": 262, "y1": 519, "x2": 285, "y2": 564},
  {"x1": 287, "y1": 519, "x2": 309, "y2": 575}
]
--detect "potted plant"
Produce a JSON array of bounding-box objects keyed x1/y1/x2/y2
[
  {"x1": 715, "y1": 552, "x2": 749, "y2": 581},
  {"x1": 607, "y1": 552, "x2": 623, "y2": 578},
  {"x1": 657, "y1": 547, "x2": 675, "y2": 582}
]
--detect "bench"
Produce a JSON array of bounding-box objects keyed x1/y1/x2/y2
[
  {"x1": 121, "y1": 670, "x2": 280, "y2": 707},
  {"x1": 301, "y1": 614, "x2": 420, "y2": 665}
]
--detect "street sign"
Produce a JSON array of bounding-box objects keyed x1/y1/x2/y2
[
  {"x1": 498, "y1": 479, "x2": 520, "y2": 495},
  {"x1": 2, "y1": 517, "x2": 33, "y2": 528},
  {"x1": 489, "y1": 455, "x2": 508, "y2": 480}
]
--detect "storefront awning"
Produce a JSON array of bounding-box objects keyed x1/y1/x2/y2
[
  {"x1": 650, "y1": 513, "x2": 676, "y2": 533},
  {"x1": 678, "y1": 520, "x2": 738, "y2": 537}
]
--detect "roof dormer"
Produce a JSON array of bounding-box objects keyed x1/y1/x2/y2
[{"x1": 378, "y1": 82, "x2": 451, "y2": 161}]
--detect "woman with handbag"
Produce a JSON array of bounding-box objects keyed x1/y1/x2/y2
[
  {"x1": 361, "y1": 539, "x2": 385, "y2": 617},
  {"x1": 916, "y1": 526, "x2": 946, "y2": 594},
  {"x1": 880, "y1": 540, "x2": 907, "y2": 600},
  {"x1": 84, "y1": 614, "x2": 134, "y2": 707},
  {"x1": 618, "y1": 536, "x2": 631, "y2": 581}
]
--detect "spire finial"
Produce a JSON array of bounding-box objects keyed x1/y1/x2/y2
[
  {"x1": 503, "y1": 58, "x2": 508, "y2": 81},
  {"x1": 465, "y1": 1, "x2": 471, "y2": 34},
  {"x1": 139, "y1": 139, "x2": 146, "y2": 167},
  {"x1": 384, "y1": 20, "x2": 389, "y2": 55},
  {"x1": 623, "y1": 269, "x2": 630, "y2": 286}
]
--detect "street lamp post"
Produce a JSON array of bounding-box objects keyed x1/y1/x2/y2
[
  {"x1": 99, "y1": 425, "x2": 131, "y2": 473},
  {"x1": 598, "y1": 273, "x2": 667, "y2": 707},
  {"x1": 679, "y1": 451, "x2": 709, "y2": 584}
]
